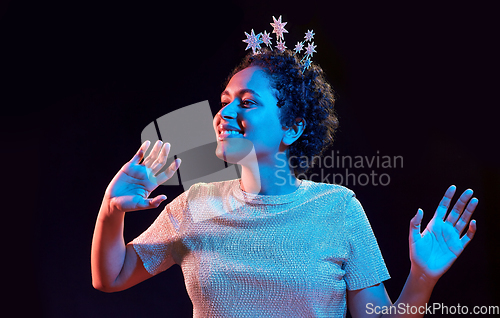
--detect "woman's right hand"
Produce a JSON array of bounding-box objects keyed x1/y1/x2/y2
[{"x1": 104, "y1": 140, "x2": 181, "y2": 213}]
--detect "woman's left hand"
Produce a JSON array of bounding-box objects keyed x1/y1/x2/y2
[{"x1": 409, "y1": 185, "x2": 478, "y2": 283}]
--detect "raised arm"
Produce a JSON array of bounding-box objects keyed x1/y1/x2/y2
[
  {"x1": 348, "y1": 185, "x2": 478, "y2": 317},
  {"x1": 91, "y1": 140, "x2": 181, "y2": 292}
]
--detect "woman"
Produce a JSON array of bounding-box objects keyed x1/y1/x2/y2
[{"x1": 91, "y1": 48, "x2": 478, "y2": 317}]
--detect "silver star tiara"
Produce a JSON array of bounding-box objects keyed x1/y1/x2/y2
[{"x1": 242, "y1": 15, "x2": 317, "y2": 71}]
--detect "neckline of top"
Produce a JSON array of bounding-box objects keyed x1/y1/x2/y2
[{"x1": 231, "y1": 178, "x2": 310, "y2": 205}]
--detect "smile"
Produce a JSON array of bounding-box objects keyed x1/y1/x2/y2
[{"x1": 218, "y1": 130, "x2": 245, "y2": 141}]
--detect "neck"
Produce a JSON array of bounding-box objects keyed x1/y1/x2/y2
[{"x1": 239, "y1": 151, "x2": 301, "y2": 195}]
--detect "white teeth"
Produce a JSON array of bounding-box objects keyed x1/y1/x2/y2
[{"x1": 221, "y1": 130, "x2": 243, "y2": 135}]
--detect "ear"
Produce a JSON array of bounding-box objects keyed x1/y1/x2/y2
[{"x1": 282, "y1": 118, "x2": 307, "y2": 146}]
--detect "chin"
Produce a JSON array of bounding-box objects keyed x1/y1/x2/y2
[{"x1": 216, "y1": 138, "x2": 257, "y2": 165}]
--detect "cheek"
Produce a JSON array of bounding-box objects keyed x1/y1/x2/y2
[
  {"x1": 241, "y1": 105, "x2": 283, "y2": 140},
  {"x1": 246, "y1": 116, "x2": 284, "y2": 143},
  {"x1": 264, "y1": 110, "x2": 284, "y2": 133}
]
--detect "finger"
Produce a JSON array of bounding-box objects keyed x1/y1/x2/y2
[
  {"x1": 156, "y1": 158, "x2": 182, "y2": 185},
  {"x1": 143, "y1": 140, "x2": 163, "y2": 167},
  {"x1": 455, "y1": 197, "x2": 479, "y2": 234},
  {"x1": 446, "y1": 189, "x2": 473, "y2": 226},
  {"x1": 409, "y1": 208, "x2": 423, "y2": 244},
  {"x1": 460, "y1": 219, "x2": 477, "y2": 249},
  {"x1": 135, "y1": 194, "x2": 167, "y2": 210},
  {"x1": 151, "y1": 142, "x2": 170, "y2": 175},
  {"x1": 131, "y1": 140, "x2": 151, "y2": 164},
  {"x1": 434, "y1": 185, "x2": 456, "y2": 220}
]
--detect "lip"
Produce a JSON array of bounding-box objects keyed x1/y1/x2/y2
[
  {"x1": 217, "y1": 123, "x2": 245, "y2": 141},
  {"x1": 217, "y1": 130, "x2": 245, "y2": 141},
  {"x1": 218, "y1": 123, "x2": 243, "y2": 133}
]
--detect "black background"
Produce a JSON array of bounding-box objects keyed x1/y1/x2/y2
[{"x1": 2, "y1": 1, "x2": 499, "y2": 317}]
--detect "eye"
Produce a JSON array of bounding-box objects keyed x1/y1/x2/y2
[
  {"x1": 241, "y1": 99, "x2": 255, "y2": 107},
  {"x1": 219, "y1": 101, "x2": 229, "y2": 108}
]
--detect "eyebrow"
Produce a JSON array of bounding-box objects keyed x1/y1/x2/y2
[{"x1": 221, "y1": 88, "x2": 261, "y2": 98}]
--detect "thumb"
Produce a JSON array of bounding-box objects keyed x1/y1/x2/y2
[
  {"x1": 409, "y1": 208, "x2": 423, "y2": 244},
  {"x1": 135, "y1": 194, "x2": 167, "y2": 210}
]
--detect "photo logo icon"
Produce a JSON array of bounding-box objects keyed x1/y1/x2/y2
[{"x1": 141, "y1": 100, "x2": 254, "y2": 192}]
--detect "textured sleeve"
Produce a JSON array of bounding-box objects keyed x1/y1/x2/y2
[
  {"x1": 343, "y1": 193, "x2": 391, "y2": 290},
  {"x1": 130, "y1": 189, "x2": 189, "y2": 276}
]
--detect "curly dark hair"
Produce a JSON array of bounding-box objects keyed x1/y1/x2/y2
[{"x1": 224, "y1": 48, "x2": 339, "y2": 175}]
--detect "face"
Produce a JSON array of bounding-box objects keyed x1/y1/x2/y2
[{"x1": 213, "y1": 66, "x2": 288, "y2": 165}]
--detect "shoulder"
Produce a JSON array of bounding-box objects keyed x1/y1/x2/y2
[
  {"x1": 302, "y1": 180, "x2": 356, "y2": 201},
  {"x1": 182, "y1": 179, "x2": 238, "y2": 223},
  {"x1": 163, "y1": 179, "x2": 237, "y2": 213},
  {"x1": 300, "y1": 181, "x2": 364, "y2": 221},
  {"x1": 185, "y1": 179, "x2": 238, "y2": 199},
  {"x1": 182, "y1": 179, "x2": 238, "y2": 212}
]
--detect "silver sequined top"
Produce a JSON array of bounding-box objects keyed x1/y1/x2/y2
[{"x1": 131, "y1": 179, "x2": 390, "y2": 317}]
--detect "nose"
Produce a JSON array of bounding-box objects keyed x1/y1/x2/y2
[{"x1": 219, "y1": 101, "x2": 237, "y2": 120}]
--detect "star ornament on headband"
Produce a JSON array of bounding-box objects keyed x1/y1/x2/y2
[
  {"x1": 242, "y1": 15, "x2": 318, "y2": 71},
  {"x1": 275, "y1": 40, "x2": 287, "y2": 53},
  {"x1": 261, "y1": 30, "x2": 272, "y2": 48},
  {"x1": 242, "y1": 29, "x2": 263, "y2": 54},
  {"x1": 270, "y1": 15, "x2": 288, "y2": 41},
  {"x1": 304, "y1": 42, "x2": 317, "y2": 57},
  {"x1": 294, "y1": 41, "x2": 304, "y2": 54},
  {"x1": 304, "y1": 30, "x2": 315, "y2": 42}
]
